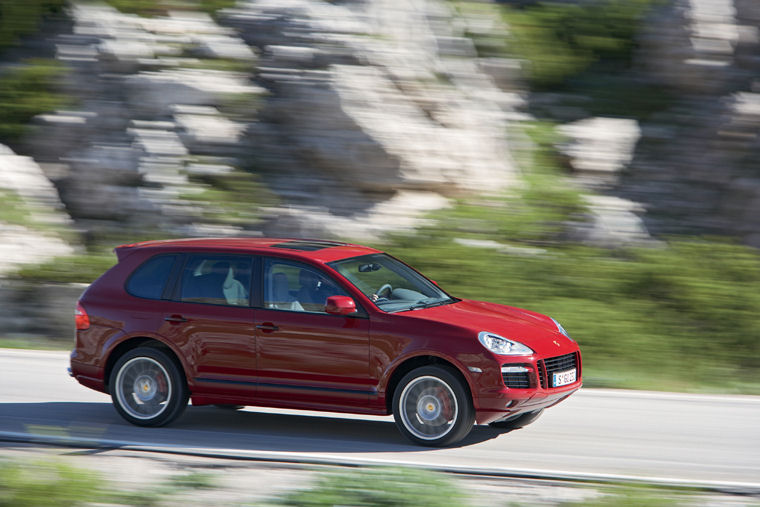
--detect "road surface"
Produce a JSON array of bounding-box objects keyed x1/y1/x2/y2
[{"x1": 1, "y1": 348, "x2": 758, "y2": 488}]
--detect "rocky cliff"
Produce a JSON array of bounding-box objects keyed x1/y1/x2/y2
[{"x1": 4, "y1": 0, "x2": 522, "y2": 248}]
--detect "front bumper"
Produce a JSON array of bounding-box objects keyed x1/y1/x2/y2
[{"x1": 472, "y1": 350, "x2": 582, "y2": 424}]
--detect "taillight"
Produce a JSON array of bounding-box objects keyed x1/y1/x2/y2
[{"x1": 75, "y1": 302, "x2": 90, "y2": 330}]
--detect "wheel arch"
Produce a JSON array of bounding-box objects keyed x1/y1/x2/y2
[
  {"x1": 383, "y1": 354, "x2": 473, "y2": 414},
  {"x1": 104, "y1": 337, "x2": 188, "y2": 394}
]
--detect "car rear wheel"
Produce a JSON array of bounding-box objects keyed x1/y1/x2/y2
[
  {"x1": 110, "y1": 347, "x2": 188, "y2": 426},
  {"x1": 392, "y1": 366, "x2": 474, "y2": 447},
  {"x1": 488, "y1": 409, "x2": 543, "y2": 430}
]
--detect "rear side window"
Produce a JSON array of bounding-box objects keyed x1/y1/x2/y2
[
  {"x1": 179, "y1": 254, "x2": 253, "y2": 307},
  {"x1": 126, "y1": 255, "x2": 178, "y2": 300}
]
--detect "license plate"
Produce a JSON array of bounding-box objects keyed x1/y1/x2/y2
[{"x1": 552, "y1": 368, "x2": 576, "y2": 387}]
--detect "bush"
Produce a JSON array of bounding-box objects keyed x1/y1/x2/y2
[
  {"x1": 104, "y1": 0, "x2": 237, "y2": 17},
  {"x1": 0, "y1": 59, "x2": 68, "y2": 141},
  {"x1": 500, "y1": 0, "x2": 661, "y2": 88},
  {"x1": 0, "y1": 0, "x2": 66, "y2": 52},
  {"x1": 13, "y1": 253, "x2": 117, "y2": 284},
  {"x1": 279, "y1": 467, "x2": 468, "y2": 507},
  {"x1": 0, "y1": 460, "x2": 101, "y2": 507}
]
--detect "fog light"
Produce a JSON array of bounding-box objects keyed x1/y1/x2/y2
[{"x1": 501, "y1": 366, "x2": 529, "y2": 373}]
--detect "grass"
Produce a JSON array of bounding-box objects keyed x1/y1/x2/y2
[
  {"x1": 12, "y1": 253, "x2": 117, "y2": 284},
  {"x1": 278, "y1": 467, "x2": 469, "y2": 507},
  {"x1": 496, "y1": 0, "x2": 662, "y2": 89},
  {"x1": 0, "y1": 458, "x2": 219, "y2": 507},
  {"x1": 0, "y1": 459, "x2": 713, "y2": 507},
  {"x1": 0, "y1": 336, "x2": 71, "y2": 350},
  {"x1": 0, "y1": 0, "x2": 66, "y2": 52},
  {"x1": 560, "y1": 484, "x2": 693, "y2": 507},
  {"x1": 0, "y1": 459, "x2": 102, "y2": 507},
  {"x1": 452, "y1": 0, "x2": 674, "y2": 120},
  {"x1": 180, "y1": 168, "x2": 277, "y2": 228},
  {"x1": 104, "y1": 0, "x2": 237, "y2": 18},
  {"x1": 0, "y1": 189, "x2": 36, "y2": 227},
  {"x1": 0, "y1": 58, "x2": 68, "y2": 142}
]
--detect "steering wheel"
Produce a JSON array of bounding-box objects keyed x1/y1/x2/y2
[{"x1": 375, "y1": 283, "x2": 393, "y2": 300}]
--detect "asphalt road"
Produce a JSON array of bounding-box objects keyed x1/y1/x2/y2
[{"x1": 1, "y1": 348, "x2": 758, "y2": 488}]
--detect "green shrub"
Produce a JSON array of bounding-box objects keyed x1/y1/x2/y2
[
  {"x1": 0, "y1": 0, "x2": 66, "y2": 52},
  {"x1": 13, "y1": 253, "x2": 117, "y2": 284},
  {"x1": 0, "y1": 460, "x2": 101, "y2": 507},
  {"x1": 278, "y1": 467, "x2": 468, "y2": 507},
  {"x1": 498, "y1": 0, "x2": 661, "y2": 88},
  {"x1": 0, "y1": 59, "x2": 68, "y2": 141},
  {"x1": 561, "y1": 485, "x2": 688, "y2": 506},
  {"x1": 104, "y1": 0, "x2": 237, "y2": 17}
]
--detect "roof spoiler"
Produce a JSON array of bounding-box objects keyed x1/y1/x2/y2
[{"x1": 114, "y1": 242, "x2": 143, "y2": 262}]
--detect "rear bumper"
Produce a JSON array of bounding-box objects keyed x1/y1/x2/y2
[{"x1": 70, "y1": 357, "x2": 107, "y2": 394}]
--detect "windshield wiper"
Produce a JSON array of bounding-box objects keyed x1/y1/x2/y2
[{"x1": 408, "y1": 299, "x2": 453, "y2": 311}]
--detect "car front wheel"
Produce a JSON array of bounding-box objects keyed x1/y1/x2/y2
[
  {"x1": 392, "y1": 365, "x2": 474, "y2": 447},
  {"x1": 109, "y1": 347, "x2": 188, "y2": 427}
]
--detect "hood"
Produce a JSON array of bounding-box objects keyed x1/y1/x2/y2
[{"x1": 401, "y1": 299, "x2": 571, "y2": 353}]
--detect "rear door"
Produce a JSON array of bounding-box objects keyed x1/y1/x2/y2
[
  {"x1": 159, "y1": 253, "x2": 257, "y2": 399},
  {"x1": 254, "y1": 257, "x2": 372, "y2": 409}
]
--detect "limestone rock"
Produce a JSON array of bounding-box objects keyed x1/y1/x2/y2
[
  {"x1": 559, "y1": 118, "x2": 641, "y2": 188},
  {"x1": 126, "y1": 69, "x2": 266, "y2": 116}
]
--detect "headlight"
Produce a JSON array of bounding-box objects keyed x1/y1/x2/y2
[
  {"x1": 478, "y1": 332, "x2": 534, "y2": 356},
  {"x1": 551, "y1": 317, "x2": 573, "y2": 340}
]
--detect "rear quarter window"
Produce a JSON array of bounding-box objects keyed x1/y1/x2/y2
[{"x1": 126, "y1": 254, "x2": 178, "y2": 300}]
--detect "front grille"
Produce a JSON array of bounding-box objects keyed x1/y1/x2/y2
[
  {"x1": 539, "y1": 352, "x2": 578, "y2": 388},
  {"x1": 502, "y1": 370, "x2": 531, "y2": 389}
]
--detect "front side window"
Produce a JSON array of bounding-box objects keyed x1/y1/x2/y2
[
  {"x1": 328, "y1": 253, "x2": 453, "y2": 313},
  {"x1": 179, "y1": 255, "x2": 252, "y2": 306},
  {"x1": 264, "y1": 259, "x2": 350, "y2": 313},
  {"x1": 126, "y1": 254, "x2": 178, "y2": 300}
]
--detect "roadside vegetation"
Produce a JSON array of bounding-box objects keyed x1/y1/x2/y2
[
  {"x1": 103, "y1": 0, "x2": 236, "y2": 17},
  {"x1": 0, "y1": 459, "x2": 699, "y2": 506},
  {"x1": 378, "y1": 122, "x2": 760, "y2": 394},
  {"x1": 453, "y1": 0, "x2": 674, "y2": 119},
  {"x1": 0, "y1": 458, "x2": 215, "y2": 506},
  {"x1": 0, "y1": 1, "x2": 69, "y2": 142},
  {"x1": 0, "y1": 0, "x2": 66, "y2": 52},
  {"x1": 0, "y1": 59, "x2": 68, "y2": 142},
  {"x1": 396, "y1": 1, "x2": 760, "y2": 394}
]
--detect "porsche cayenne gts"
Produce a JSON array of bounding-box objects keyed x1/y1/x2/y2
[{"x1": 70, "y1": 238, "x2": 582, "y2": 446}]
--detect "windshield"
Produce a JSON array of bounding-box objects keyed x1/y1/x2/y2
[{"x1": 328, "y1": 253, "x2": 455, "y2": 313}]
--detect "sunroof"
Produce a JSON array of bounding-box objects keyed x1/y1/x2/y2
[{"x1": 271, "y1": 240, "x2": 348, "y2": 251}]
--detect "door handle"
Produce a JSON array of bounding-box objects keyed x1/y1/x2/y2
[
  {"x1": 255, "y1": 323, "x2": 279, "y2": 332},
  {"x1": 164, "y1": 315, "x2": 188, "y2": 323}
]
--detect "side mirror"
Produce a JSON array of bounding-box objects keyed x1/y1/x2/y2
[{"x1": 325, "y1": 296, "x2": 356, "y2": 315}]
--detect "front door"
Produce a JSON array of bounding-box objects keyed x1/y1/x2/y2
[{"x1": 255, "y1": 258, "x2": 372, "y2": 409}]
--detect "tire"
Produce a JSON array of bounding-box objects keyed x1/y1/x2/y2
[
  {"x1": 488, "y1": 409, "x2": 543, "y2": 430},
  {"x1": 392, "y1": 365, "x2": 474, "y2": 447},
  {"x1": 109, "y1": 347, "x2": 189, "y2": 427}
]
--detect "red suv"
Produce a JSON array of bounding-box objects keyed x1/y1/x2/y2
[{"x1": 70, "y1": 238, "x2": 582, "y2": 446}]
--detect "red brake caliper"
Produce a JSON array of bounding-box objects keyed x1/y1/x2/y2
[
  {"x1": 436, "y1": 386, "x2": 453, "y2": 420},
  {"x1": 155, "y1": 373, "x2": 168, "y2": 396}
]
